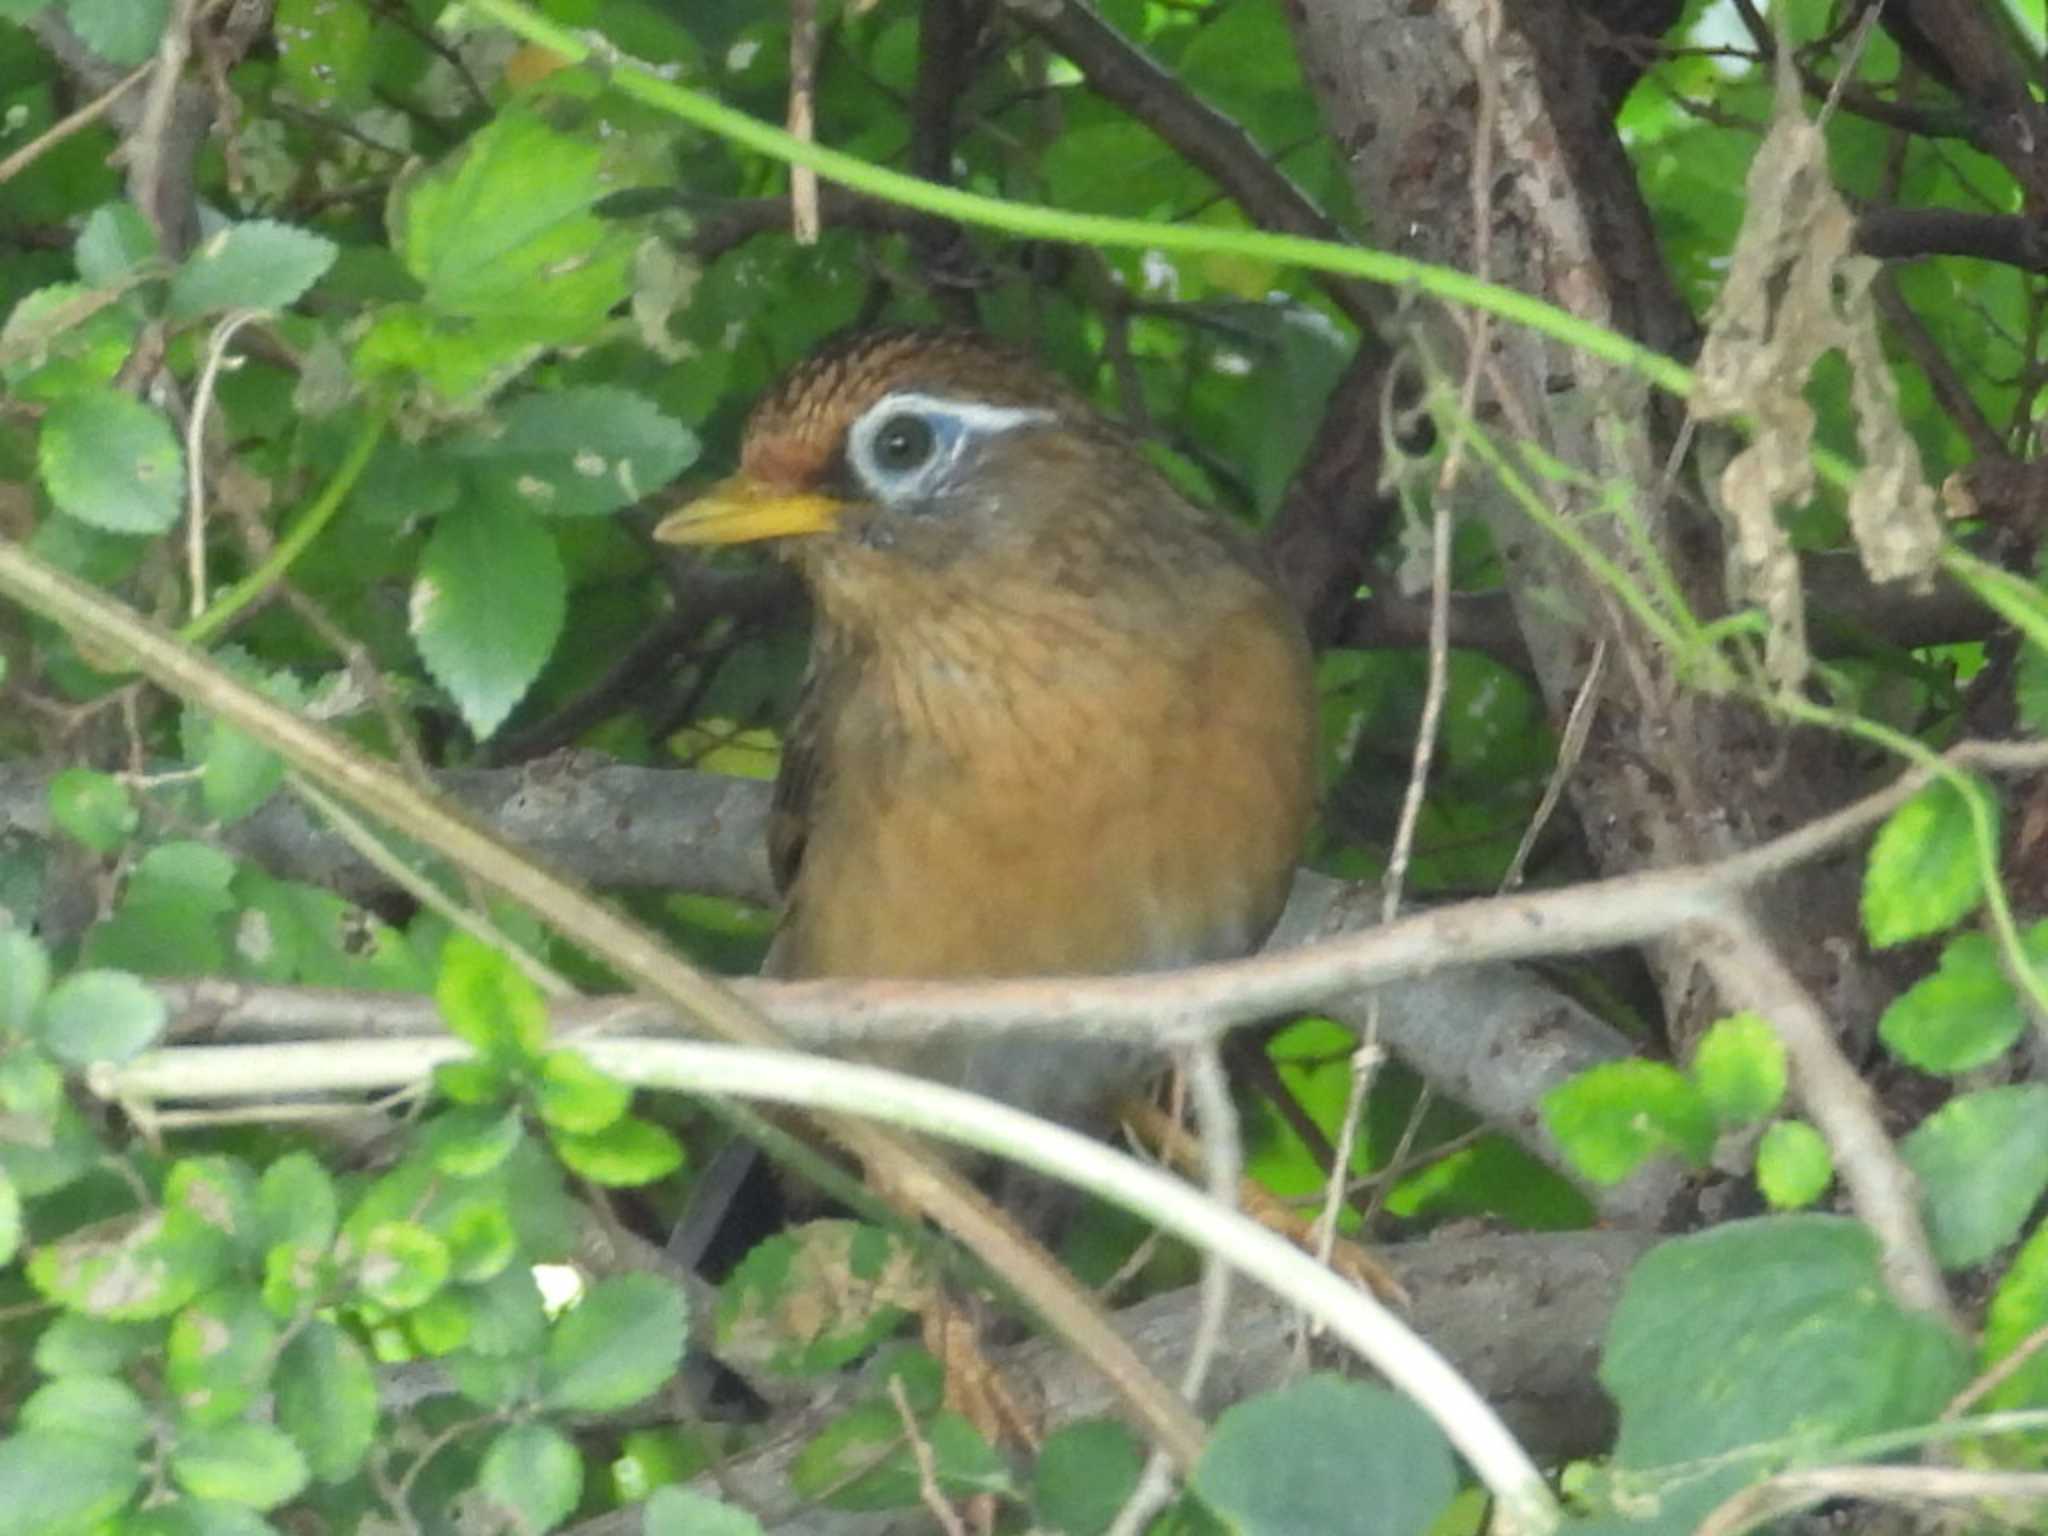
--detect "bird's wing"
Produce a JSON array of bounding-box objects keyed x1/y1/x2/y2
[{"x1": 766, "y1": 652, "x2": 832, "y2": 898}]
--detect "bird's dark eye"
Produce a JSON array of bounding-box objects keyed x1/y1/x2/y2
[{"x1": 870, "y1": 413, "x2": 936, "y2": 474}]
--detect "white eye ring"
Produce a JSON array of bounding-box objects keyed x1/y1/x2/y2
[{"x1": 846, "y1": 391, "x2": 1053, "y2": 501}]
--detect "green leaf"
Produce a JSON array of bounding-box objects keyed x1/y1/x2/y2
[
  {"x1": 0, "y1": 928, "x2": 51, "y2": 1035},
  {"x1": 435, "y1": 933, "x2": 550, "y2": 1061},
  {"x1": 550, "y1": 1115, "x2": 684, "y2": 1188},
  {"x1": 1540, "y1": 1060, "x2": 1714, "y2": 1184},
  {"x1": 32, "y1": 1315, "x2": 159, "y2": 1377},
  {"x1": 356, "y1": 1221, "x2": 451, "y2": 1310},
  {"x1": 1603, "y1": 1215, "x2": 1968, "y2": 1520},
  {"x1": 394, "y1": 112, "x2": 638, "y2": 331},
  {"x1": 791, "y1": 1404, "x2": 1009, "y2": 1510},
  {"x1": 1689, "y1": 1012, "x2": 1786, "y2": 1127},
  {"x1": 274, "y1": 1319, "x2": 377, "y2": 1483},
  {"x1": 1755, "y1": 1120, "x2": 1832, "y2": 1210},
  {"x1": 2018, "y1": 643, "x2": 2048, "y2": 737},
  {"x1": 642, "y1": 1486, "x2": 766, "y2": 1536},
  {"x1": 168, "y1": 221, "x2": 338, "y2": 318},
  {"x1": 533, "y1": 1048, "x2": 631, "y2": 1134},
  {"x1": 166, "y1": 1289, "x2": 279, "y2": 1427},
  {"x1": 274, "y1": 0, "x2": 373, "y2": 110},
  {"x1": 1191, "y1": 1377, "x2": 1455, "y2": 1536},
  {"x1": 424, "y1": 1104, "x2": 526, "y2": 1177},
  {"x1": 1980, "y1": 1221, "x2": 2048, "y2": 1413},
  {"x1": 455, "y1": 387, "x2": 698, "y2": 518},
  {"x1": 463, "y1": 1264, "x2": 549, "y2": 1356},
  {"x1": 196, "y1": 711, "x2": 286, "y2": 824},
  {"x1": 407, "y1": 1288, "x2": 473, "y2": 1355},
  {"x1": 540, "y1": 1272, "x2": 687, "y2": 1412},
  {"x1": 34, "y1": 967, "x2": 167, "y2": 1066},
  {"x1": 74, "y1": 203, "x2": 159, "y2": 286},
  {"x1": 47, "y1": 767, "x2": 137, "y2": 852},
  {"x1": 170, "y1": 1421, "x2": 310, "y2": 1510},
  {"x1": 0, "y1": 1431, "x2": 143, "y2": 1533},
  {"x1": 29, "y1": 1209, "x2": 224, "y2": 1320},
  {"x1": 716, "y1": 1221, "x2": 928, "y2": 1377},
  {"x1": 1862, "y1": 779, "x2": 1992, "y2": 947},
  {"x1": 20, "y1": 1374, "x2": 152, "y2": 1447},
  {"x1": 1032, "y1": 1419, "x2": 1144, "y2": 1536},
  {"x1": 64, "y1": 0, "x2": 167, "y2": 66},
  {"x1": 39, "y1": 385, "x2": 184, "y2": 533},
  {"x1": 411, "y1": 502, "x2": 565, "y2": 739},
  {"x1": 256, "y1": 1152, "x2": 337, "y2": 1253},
  {"x1": 1878, "y1": 928, "x2": 2040, "y2": 1074},
  {"x1": 478, "y1": 1422, "x2": 583, "y2": 1535},
  {"x1": 440, "y1": 1198, "x2": 517, "y2": 1284},
  {"x1": 1902, "y1": 1085, "x2": 2048, "y2": 1268}
]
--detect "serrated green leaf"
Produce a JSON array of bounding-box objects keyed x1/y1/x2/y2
[
  {"x1": 170, "y1": 1421, "x2": 309, "y2": 1510},
  {"x1": 455, "y1": 387, "x2": 698, "y2": 518},
  {"x1": 168, "y1": 221, "x2": 338, "y2": 319},
  {"x1": 198, "y1": 716, "x2": 286, "y2": 823},
  {"x1": 75, "y1": 202, "x2": 159, "y2": 286},
  {"x1": 1862, "y1": 779, "x2": 1992, "y2": 947},
  {"x1": 479, "y1": 1422, "x2": 583, "y2": 1535},
  {"x1": 274, "y1": 1319, "x2": 377, "y2": 1483},
  {"x1": 533, "y1": 1048, "x2": 630, "y2": 1134},
  {"x1": 20, "y1": 1374, "x2": 151, "y2": 1447},
  {"x1": 356, "y1": 1221, "x2": 450, "y2": 1310},
  {"x1": 1755, "y1": 1120, "x2": 1832, "y2": 1209},
  {"x1": 411, "y1": 502, "x2": 564, "y2": 739},
  {"x1": 434, "y1": 933, "x2": 550, "y2": 1061},
  {"x1": 0, "y1": 1430, "x2": 143, "y2": 1532},
  {"x1": 47, "y1": 767, "x2": 137, "y2": 852},
  {"x1": 0, "y1": 929, "x2": 51, "y2": 1036},
  {"x1": 29, "y1": 1208, "x2": 228, "y2": 1320},
  {"x1": 166, "y1": 1289, "x2": 278, "y2": 1427},
  {"x1": 65, "y1": 0, "x2": 167, "y2": 65},
  {"x1": 1689, "y1": 1012, "x2": 1787, "y2": 1127},
  {"x1": 1903, "y1": 1085, "x2": 2048, "y2": 1268},
  {"x1": 34, "y1": 967, "x2": 166, "y2": 1066},
  {"x1": 39, "y1": 385, "x2": 183, "y2": 533},
  {"x1": 643, "y1": 1486, "x2": 766, "y2": 1536},
  {"x1": 1604, "y1": 1217, "x2": 1969, "y2": 1486},
  {"x1": 1540, "y1": 1059, "x2": 1714, "y2": 1184},
  {"x1": 551, "y1": 1115, "x2": 684, "y2": 1187},
  {"x1": 464, "y1": 1264, "x2": 549, "y2": 1356},
  {"x1": 1192, "y1": 1378, "x2": 1455, "y2": 1536},
  {"x1": 1878, "y1": 928, "x2": 2041, "y2": 1074},
  {"x1": 2, "y1": 283, "x2": 141, "y2": 401},
  {"x1": 394, "y1": 112, "x2": 638, "y2": 330},
  {"x1": 540, "y1": 1272, "x2": 686, "y2": 1412}
]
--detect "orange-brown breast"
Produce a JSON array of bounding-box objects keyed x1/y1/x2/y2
[{"x1": 769, "y1": 571, "x2": 1315, "y2": 1126}]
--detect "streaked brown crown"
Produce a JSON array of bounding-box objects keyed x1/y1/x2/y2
[{"x1": 738, "y1": 329, "x2": 1083, "y2": 491}]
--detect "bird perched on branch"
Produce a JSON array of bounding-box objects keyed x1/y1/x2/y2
[{"x1": 656, "y1": 327, "x2": 1316, "y2": 1170}]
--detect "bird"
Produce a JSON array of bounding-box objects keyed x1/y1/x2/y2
[{"x1": 654, "y1": 327, "x2": 1317, "y2": 1190}]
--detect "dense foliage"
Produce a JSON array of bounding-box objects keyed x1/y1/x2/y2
[{"x1": 2, "y1": 1, "x2": 2048, "y2": 1534}]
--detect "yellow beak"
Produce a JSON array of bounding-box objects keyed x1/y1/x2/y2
[{"x1": 652, "y1": 474, "x2": 844, "y2": 545}]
